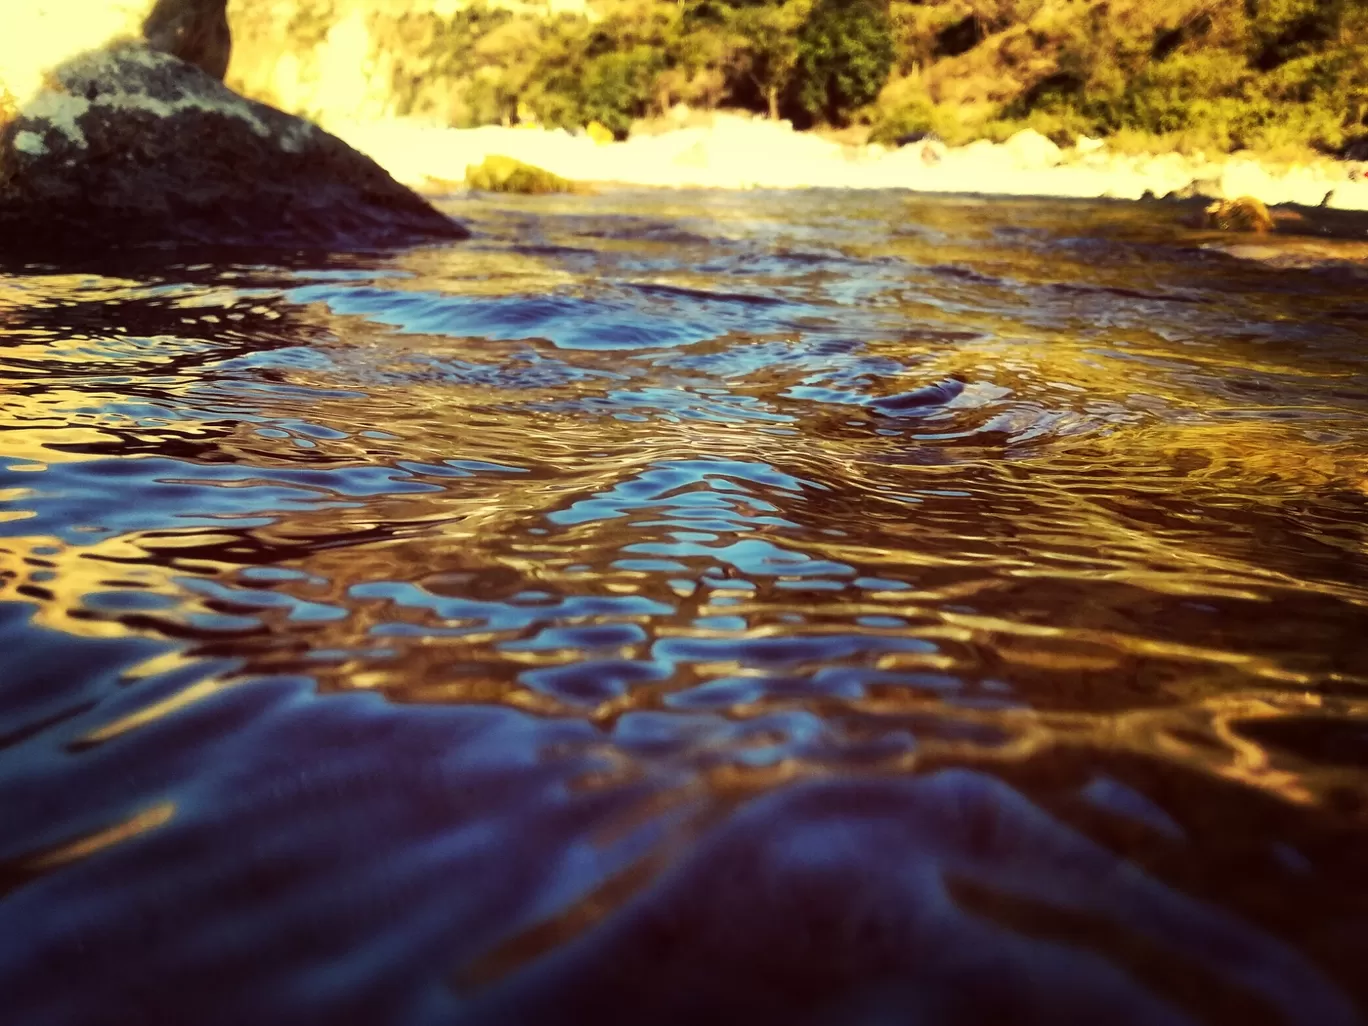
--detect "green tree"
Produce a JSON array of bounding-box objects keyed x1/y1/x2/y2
[
  {"x1": 793, "y1": 0, "x2": 894, "y2": 126},
  {"x1": 577, "y1": 46, "x2": 665, "y2": 136},
  {"x1": 526, "y1": 6, "x2": 674, "y2": 136},
  {"x1": 732, "y1": 0, "x2": 812, "y2": 119}
]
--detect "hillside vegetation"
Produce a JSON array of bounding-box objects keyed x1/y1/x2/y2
[
  {"x1": 231, "y1": 0, "x2": 1368, "y2": 157},
  {"x1": 881, "y1": 0, "x2": 1368, "y2": 155}
]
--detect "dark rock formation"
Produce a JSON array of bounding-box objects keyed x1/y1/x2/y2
[
  {"x1": 0, "y1": 43, "x2": 468, "y2": 254},
  {"x1": 142, "y1": 0, "x2": 232, "y2": 81}
]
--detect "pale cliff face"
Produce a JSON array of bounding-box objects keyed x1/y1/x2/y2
[
  {"x1": 223, "y1": 0, "x2": 592, "y2": 128},
  {"x1": 0, "y1": 1, "x2": 158, "y2": 106},
  {"x1": 0, "y1": 1, "x2": 590, "y2": 141}
]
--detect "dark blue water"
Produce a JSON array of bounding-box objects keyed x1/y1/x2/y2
[{"x1": 1, "y1": 190, "x2": 1366, "y2": 1025}]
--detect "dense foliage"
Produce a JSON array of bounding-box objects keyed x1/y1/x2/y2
[
  {"x1": 381, "y1": 0, "x2": 1368, "y2": 154},
  {"x1": 793, "y1": 0, "x2": 894, "y2": 126},
  {"x1": 875, "y1": 0, "x2": 1368, "y2": 154},
  {"x1": 386, "y1": 0, "x2": 896, "y2": 135}
]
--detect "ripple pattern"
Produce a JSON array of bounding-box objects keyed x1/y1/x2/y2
[{"x1": 0, "y1": 192, "x2": 1365, "y2": 1024}]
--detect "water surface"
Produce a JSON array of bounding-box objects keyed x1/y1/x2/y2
[{"x1": 1, "y1": 190, "x2": 1366, "y2": 1025}]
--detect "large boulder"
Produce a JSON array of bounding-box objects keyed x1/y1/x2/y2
[{"x1": 0, "y1": 3, "x2": 466, "y2": 253}]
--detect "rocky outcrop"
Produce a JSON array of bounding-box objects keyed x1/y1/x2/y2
[
  {"x1": 0, "y1": 40, "x2": 467, "y2": 253},
  {"x1": 143, "y1": 0, "x2": 232, "y2": 80}
]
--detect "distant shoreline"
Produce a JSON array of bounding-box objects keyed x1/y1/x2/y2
[{"x1": 327, "y1": 114, "x2": 1368, "y2": 217}]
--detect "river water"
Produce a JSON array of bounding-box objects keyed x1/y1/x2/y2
[{"x1": 1, "y1": 190, "x2": 1366, "y2": 1025}]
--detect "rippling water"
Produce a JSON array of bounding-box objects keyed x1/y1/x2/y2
[{"x1": 2, "y1": 190, "x2": 1366, "y2": 1025}]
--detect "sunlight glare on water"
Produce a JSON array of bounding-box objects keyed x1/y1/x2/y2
[{"x1": 0, "y1": 190, "x2": 1366, "y2": 1025}]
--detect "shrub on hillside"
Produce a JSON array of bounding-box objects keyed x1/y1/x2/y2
[
  {"x1": 867, "y1": 93, "x2": 937, "y2": 144},
  {"x1": 539, "y1": 45, "x2": 663, "y2": 137},
  {"x1": 987, "y1": 0, "x2": 1368, "y2": 153},
  {"x1": 793, "y1": 0, "x2": 895, "y2": 126}
]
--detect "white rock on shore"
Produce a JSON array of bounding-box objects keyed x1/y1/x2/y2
[{"x1": 327, "y1": 114, "x2": 1367, "y2": 212}]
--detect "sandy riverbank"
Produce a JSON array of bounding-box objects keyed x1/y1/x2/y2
[{"x1": 326, "y1": 112, "x2": 1368, "y2": 213}]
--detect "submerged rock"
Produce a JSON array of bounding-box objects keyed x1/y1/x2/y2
[
  {"x1": 0, "y1": 42, "x2": 467, "y2": 253},
  {"x1": 465, "y1": 154, "x2": 578, "y2": 195}
]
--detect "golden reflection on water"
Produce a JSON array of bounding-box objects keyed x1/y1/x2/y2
[
  {"x1": 3, "y1": 193, "x2": 1368, "y2": 1026},
  {"x1": 1, "y1": 192, "x2": 1367, "y2": 886},
  {"x1": 26, "y1": 802, "x2": 176, "y2": 872}
]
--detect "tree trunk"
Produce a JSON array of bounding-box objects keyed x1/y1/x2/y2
[{"x1": 767, "y1": 85, "x2": 779, "y2": 121}]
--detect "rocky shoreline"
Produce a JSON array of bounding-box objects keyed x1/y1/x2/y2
[{"x1": 328, "y1": 112, "x2": 1368, "y2": 216}]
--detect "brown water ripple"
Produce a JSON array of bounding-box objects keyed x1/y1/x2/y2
[{"x1": 0, "y1": 191, "x2": 1365, "y2": 1024}]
